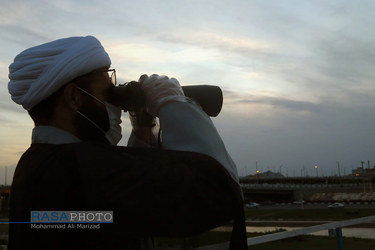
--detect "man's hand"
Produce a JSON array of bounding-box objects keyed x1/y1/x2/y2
[
  {"x1": 138, "y1": 74, "x2": 187, "y2": 117},
  {"x1": 127, "y1": 75, "x2": 159, "y2": 147},
  {"x1": 128, "y1": 109, "x2": 160, "y2": 147},
  {"x1": 128, "y1": 74, "x2": 188, "y2": 147}
]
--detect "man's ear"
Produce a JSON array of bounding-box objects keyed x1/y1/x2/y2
[{"x1": 63, "y1": 83, "x2": 82, "y2": 110}]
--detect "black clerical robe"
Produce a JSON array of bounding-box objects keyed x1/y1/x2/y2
[{"x1": 9, "y1": 142, "x2": 243, "y2": 249}]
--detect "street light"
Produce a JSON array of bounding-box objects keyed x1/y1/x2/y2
[{"x1": 315, "y1": 166, "x2": 318, "y2": 177}]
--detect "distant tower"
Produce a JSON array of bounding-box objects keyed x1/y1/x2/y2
[{"x1": 5, "y1": 166, "x2": 7, "y2": 186}]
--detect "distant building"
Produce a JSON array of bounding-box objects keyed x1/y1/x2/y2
[
  {"x1": 245, "y1": 170, "x2": 285, "y2": 178},
  {"x1": 352, "y1": 166, "x2": 375, "y2": 177},
  {"x1": 0, "y1": 185, "x2": 10, "y2": 213}
]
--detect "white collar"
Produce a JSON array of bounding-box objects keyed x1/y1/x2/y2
[{"x1": 32, "y1": 126, "x2": 81, "y2": 144}]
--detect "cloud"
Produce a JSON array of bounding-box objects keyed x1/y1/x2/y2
[
  {"x1": 238, "y1": 95, "x2": 321, "y2": 113},
  {"x1": 316, "y1": 35, "x2": 375, "y2": 86},
  {"x1": 222, "y1": 89, "x2": 321, "y2": 113},
  {"x1": 0, "y1": 24, "x2": 50, "y2": 48},
  {"x1": 0, "y1": 116, "x2": 11, "y2": 125},
  {"x1": 257, "y1": 2, "x2": 375, "y2": 106},
  {"x1": 214, "y1": 97, "x2": 375, "y2": 176},
  {"x1": 0, "y1": 0, "x2": 374, "y2": 177},
  {"x1": 148, "y1": 31, "x2": 282, "y2": 79},
  {"x1": 0, "y1": 0, "x2": 55, "y2": 48},
  {"x1": 0, "y1": 90, "x2": 25, "y2": 114},
  {"x1": 272, "y1": 33, "x2": 375, "y2": 109},
  {"x1": 155, "y1": 31, "x2": 272, "y2": 53}
]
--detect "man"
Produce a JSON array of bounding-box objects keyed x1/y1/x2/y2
[{"x1": 7, "y1": 36, "x2": 246, "y2": 249}]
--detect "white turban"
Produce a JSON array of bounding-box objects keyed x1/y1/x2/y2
[{"x1": 8, "y1": 36, "x2": 111, "y2": 110}]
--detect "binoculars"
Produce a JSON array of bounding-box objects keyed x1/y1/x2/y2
[{"x1": 109, "y1": 82, "x2": 223, "y2": 117}]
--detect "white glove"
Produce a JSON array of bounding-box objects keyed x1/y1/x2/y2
[{"x1": 139, "y1": 74, "x2": 187, "y2": 116}]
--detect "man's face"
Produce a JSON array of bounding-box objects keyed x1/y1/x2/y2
[
  {"x1": 85, "y1": 68, "x2": 113, "y2": 103},
  {"x1": 73, "y1": 68, "x2": 114, "y2": 142}
]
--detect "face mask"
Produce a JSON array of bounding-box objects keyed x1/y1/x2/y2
[{"x1": 76, "y1": 87, "x2": 122, "y2": 145}]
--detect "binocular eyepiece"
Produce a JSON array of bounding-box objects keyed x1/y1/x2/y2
[{"x1": 109, "y1": 82, "x2": 223, "y2": 117}]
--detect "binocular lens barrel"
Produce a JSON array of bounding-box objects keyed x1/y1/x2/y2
[
  {"x1": 182, "y1": 85, "x2": 223, "y2": 117},
  {"x1": 109, "y1": 84, "x2": 223, "y2": 117}
]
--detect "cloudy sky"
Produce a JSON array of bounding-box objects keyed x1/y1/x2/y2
[{"x1": 1, "y1": 0, "x2": 375, "y2": 183}]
